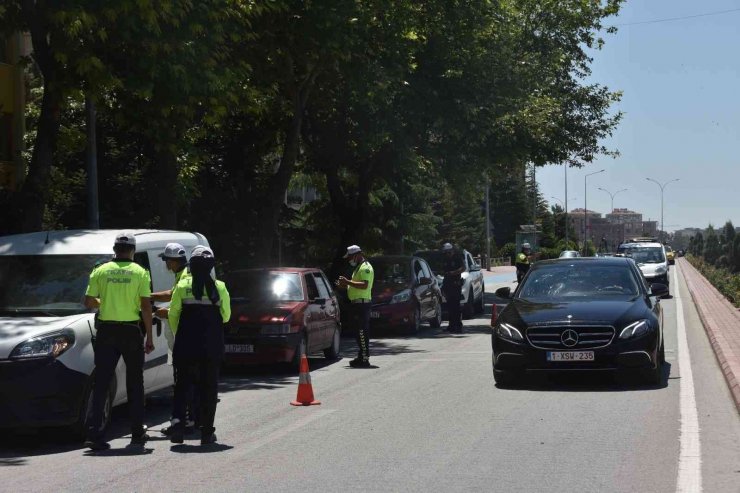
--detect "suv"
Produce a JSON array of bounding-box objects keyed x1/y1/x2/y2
[
  {"x1": 414, "y1": 249, "x2": 485, "y2": 318},
  {"x1": 617, "y1": 240, "x2": 669, "y2": 290}
]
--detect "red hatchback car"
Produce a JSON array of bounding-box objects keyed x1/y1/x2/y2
[{"x1": 223, "y1": 268, "x2": 342, "y2": 367}]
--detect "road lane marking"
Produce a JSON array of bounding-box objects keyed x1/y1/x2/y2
[{"x1": 674, "y1": 266, "x2": 702, "y2": 493}]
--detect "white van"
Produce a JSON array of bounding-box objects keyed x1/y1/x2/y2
[{"x1": 0, "y1": 229, "x2": 209, "y2": 434}]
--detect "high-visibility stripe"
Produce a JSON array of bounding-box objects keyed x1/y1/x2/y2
[
  {"x1": 299, "y1": 372, "x2": 312, "y2": 385},
  {"x1": 182, "y1": 298, "x2": 221, "y2": 306}
]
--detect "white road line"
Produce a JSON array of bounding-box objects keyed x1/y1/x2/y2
[{"x1": 674, "y1": 266, "x2": 702, "y2": 493}]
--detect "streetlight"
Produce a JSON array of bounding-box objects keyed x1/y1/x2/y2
[
  {"x1": 597, "y1": 187, "x2": 628, "y2": 213},
  {"x1": 552, "y1": 196, "x2": 577, "y2": 247},
  {"x1": 584, "y1": 169, "x2": 605, "y2": 255},
  {"x1": 599, "y1": 187, "x2": 627, "y2": 249},
  {"x1": 646, "y1": 177, "x2": 679, "y2": 242}
]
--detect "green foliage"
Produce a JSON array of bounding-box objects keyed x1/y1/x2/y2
[
  {"x1": 687, "y1": 255, "x2": 740, "y2": 308},
  {"x1": 499, "y1": 242, "x2": 517, "y2": 263}
]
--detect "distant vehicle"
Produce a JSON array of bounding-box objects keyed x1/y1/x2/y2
[
  {"x1": 617, "y1": 241, "x2": 669, "y2": 292},
  {"x1": 664, "y1": 245, "x2": 675, "y2": 265},
  {"x1": 559, "y1": 250, "x2": 581, "y2": 258},
  {"x1": 368, "y1": 256, "x2": 442, "y2": 334},
  {"x1": 491, "y1": 257, "x2": 667, "y2": 387},
  {"x1": 0, "y1": 229, "x2": 208, "y2": 435},
  {"x1": 223, "y1": 268, "x2": 341, "y2": 368},
  {"x1": 414, "y1": 249, "x2": 485, "y2": 318},
  {"x1": 595, "y1": 252, "x2": 615, "y2": 258}
]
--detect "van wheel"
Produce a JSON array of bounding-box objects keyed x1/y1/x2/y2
[
  {"x1": 69, "y1": 380, "x2": 113, "y2": 439},
  {"x1": 324, "y1": 326, "x2": 341, "y2": 360}
]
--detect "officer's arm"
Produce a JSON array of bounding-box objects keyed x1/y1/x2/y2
[
  {"x1": 84, "y1": 296, "x2": 100, "y2": 310},
  {"x1": 346, "y1": 279, "x2": 369, "y2": 289},
  {"x1": 151, "y1": 289, "x2": 173, "y2": 302},
  {"x1": 169, "y1": 287, "x2": 182, "y2": 335},
  {"x1": 219, "y1": 282, "x2": 231, "y2": 323}
]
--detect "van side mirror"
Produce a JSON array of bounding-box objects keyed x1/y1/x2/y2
[
  {"x1": 495, "y1": 287, "x2": 512, "y2": 299},
  {"x1": 418, "y1": 277, "x2": 432, "y2": 285},
  {"x1": 312, "y1": 297, "x2": 327, "y2": 305}
]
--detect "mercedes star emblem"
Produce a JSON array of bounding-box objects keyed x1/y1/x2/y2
[{"x1": 561, "y1": 329, "x2": 579, "y2": 347}]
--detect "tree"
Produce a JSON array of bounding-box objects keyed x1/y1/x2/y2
[{"x1": 704, "y1": 226, "x2": 721, "y2": 265}]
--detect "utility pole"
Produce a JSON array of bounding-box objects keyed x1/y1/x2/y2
[
  {"x1": 485, "y1": 176, "x2": 491, "y2": 270},
  {"x1": 564, "y1": 163, "x2": 568, "y2": 248},
  {"x1": 85, "y1": 95, "x2": 99, "y2": 229},
  {"x1": 532, "y1": 164, "x2": 537, "y2": 252}
]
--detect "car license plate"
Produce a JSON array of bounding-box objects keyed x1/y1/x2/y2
[
  {"x1": 370, "y1": 311, "x2": 380, "y2": 319},
  {"x1": 547, "y1": 351, "x2": 594, "y2": 362},
  {"x1": 225, "y1": 344, "x2": 254, "y2": 354}
]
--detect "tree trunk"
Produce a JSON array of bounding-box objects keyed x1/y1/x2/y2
[{"x1": 154, "y1": 145, "x2": 179, "y2": 229}]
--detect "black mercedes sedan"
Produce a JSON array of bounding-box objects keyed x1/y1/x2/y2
[{"x1": 491, "y1": 257, "x2": 667, "y2": 386}]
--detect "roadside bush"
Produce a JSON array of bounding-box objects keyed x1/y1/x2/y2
[
  {"x1": 499, "y1": 242, "x2": 517, "y2": 263},
  {"x1": 687, "y1": 255, "x2": 740, "y2": 307}
]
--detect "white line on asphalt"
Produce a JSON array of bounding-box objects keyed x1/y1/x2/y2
[{"x1": 674, "y1": 266, "x2": 702, "y2": 493}]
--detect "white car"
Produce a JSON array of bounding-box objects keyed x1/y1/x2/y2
[
  {"x1": 0, "y1": 229, "x2": 209, "y2": 434},
  {"x1": 617, "y1": 241, "x2": 669, "y2": 291},
  {"x1": 414, "y1": 249, "x2": 485, "y2": 318}
]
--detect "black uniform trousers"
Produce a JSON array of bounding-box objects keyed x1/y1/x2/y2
[
  {"x1": 87, "y1": 322, "x2": 145, "y2": 440},
  {"x1": 443, "y1": 283, "x2": 463, "y2": 331},
  {"x1": 173, "y1": 358, "x2": 219, "y2": 435},
  {"x1": 172, "y1": 304, "x2": 224, "y2": 435},
  {"x1": 349, "y1": 302, "x2": 371, "y2": 361}
]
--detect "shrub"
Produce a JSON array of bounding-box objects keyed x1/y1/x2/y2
[{"x1": 687, "y1": 255, "x2": 740, "y2": 307}]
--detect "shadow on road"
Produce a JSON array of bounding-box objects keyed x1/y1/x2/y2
[
  {"x1": 170, "y1": 443, "x2": 233, "y2": 454},
  {"x1": 495, "y1": 362, "x2": 672, "y2": 392}
]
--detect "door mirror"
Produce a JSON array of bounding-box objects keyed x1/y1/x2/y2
[
  {"x1": 470, "y1": 264, "x2": 481, "y2": 272},
  {"x1": 418, "y1": 276, "x2": 432, "y2": 286},
  {"x1": 312, "y1": 297, "x2": 327, "y2": 305},
  {"x1": 649, "y1": 283, "x2": 669, "y2": 298},
  {"x1": 495, "y1": 287, "x2": 512, "y2": 299}
]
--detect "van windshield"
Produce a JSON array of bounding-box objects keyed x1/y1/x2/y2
[{"x1": 0, "y1": 255, "x2": 110, "y2": 316}]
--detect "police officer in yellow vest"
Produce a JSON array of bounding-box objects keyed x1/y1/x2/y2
[
  {"x1": 83, "y1": 231, "x2": 153, "y2": 450},
  {"x1": 150, "y1": 243, "x2": 197, "y2": 436},
  {"x1": 336, "y1": 245, "x2": 374, "y2": 368},
  {"x1": 168, "y1": 246, "x2": 231, "y2": 445},
  {"x1": 515, "y1": 242, "x2": 533, "y2": 283}
]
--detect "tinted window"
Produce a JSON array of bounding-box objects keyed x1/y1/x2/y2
[
  {"x1": 414, "y1": 251, "x2": 447, "y2": 274},
  {"x1": 420, "y1": 260, "x2": 432, "y2": 279},
  {"x1": 518, "y1": 263, "x2": 640, "y2": 300},
  {"x1": 371, "y1": 258, "x2": 411, "y2": 284},
  {"x1": 225, "y1": 271, "x2": 304, "y2": 302},
  {"x1": 305, "y1": 274, "x2": 320, "y2": 300},
  {"x1": 0, "y1": 255, "x2": 110, "y2": 315},
  {"x1": 413, "y1": 260, "x2": 424, "y2": 280},
  {"x1": 312, "y1": 273, "x2": 331, "y2": 299}
]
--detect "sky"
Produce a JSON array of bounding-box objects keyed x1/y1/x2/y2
[{"x1": 536, "y1": 1, "x2": 740, "y2": 232}]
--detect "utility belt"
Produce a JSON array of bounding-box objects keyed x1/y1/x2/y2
[{"x1": 97, "y1": 319, "x2": 145, "y2": 337}]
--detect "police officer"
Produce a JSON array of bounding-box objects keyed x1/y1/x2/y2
[
  {"x1": 440, "y1": 243, "x2": 465, "y2": 333},
  {"x1": 83, "y1": 231, "x2": 153, "y2": 450},
  {"x1": 336, "y1": 245, "x2": 374, "y2": 368},
  {"x1": 516, "y1": 242, "x2": 533, "y2": 283},
  {"x1": 150, "y1": 243, "x2": 197, "y2": 436},
  {"x1": 168, "y1": 246, "x2": 231, "y2": 445}
]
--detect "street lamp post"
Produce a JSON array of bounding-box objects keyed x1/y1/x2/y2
[
  {"x1": 584, "y1": 169, "x2": 605, "y2": 255},
  {"x1": 598, "y1": 187, "x2": 627, "y2": 251},
  {"x1": 564, "y1": 163, "x2": 568, "y2": 247},
  {"x1": 552, "y1": 196, "x2": 577, "y2": 248},
  {"x1": 646, "y1": 177, "x2": 679, "y2": 242}
]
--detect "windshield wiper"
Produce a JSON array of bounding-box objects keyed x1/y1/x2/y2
[{"x1": 0, "y1": 308, "x2": 59, "y2": 317}]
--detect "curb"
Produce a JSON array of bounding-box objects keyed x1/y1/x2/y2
[{"x1": 679, "y1": 258, "x2": 740, "y2": 415}]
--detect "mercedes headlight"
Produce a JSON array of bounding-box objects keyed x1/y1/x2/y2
[
  {"x1": 10, "y1": 330, "x2": 75, "y2": 359},
  {"x1": 495, "y1": 323, "x2": 524, "y2": 342},
  {"x1": 391, "y1": 289, "x2": 412, "y2": 304},
  {"x1": 618, "y1": 320, "x2": 653, "y2": 339}
]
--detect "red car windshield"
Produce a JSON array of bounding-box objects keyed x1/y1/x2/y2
[{"x1": 226, "y1": 271, "x2": 304, "y2": 303}]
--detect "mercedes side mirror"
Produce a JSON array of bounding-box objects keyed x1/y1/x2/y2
[
  {"x1": 495, "y1": 287, "x2": 512, "y2": 299},
  {"x1": 649, "y1": 283, "x2": 669, "y2": 298},
  {"x1": 418, "y1": 277, "x2": 432, "y2": 286}
]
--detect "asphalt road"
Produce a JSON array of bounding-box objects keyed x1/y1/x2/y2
[{"x1": 2, "y1": 266, "x2": 739, "y2": 492}]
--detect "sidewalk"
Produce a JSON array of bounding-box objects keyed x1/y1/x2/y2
[{"x1": 679, "y1": 258, "x2": 740, "y2": 414}]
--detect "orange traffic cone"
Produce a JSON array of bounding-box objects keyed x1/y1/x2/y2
[
  {"x1": 490, "y1": 303, "x2": 498, "y2": 327},
  {"x1": 290, "y1": 353, "x2": 321, "y2": 406}
]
